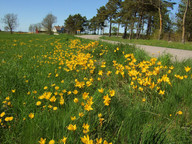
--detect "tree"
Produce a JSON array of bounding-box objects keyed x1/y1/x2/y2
[
  {"x1": 96, "y1": 6, "x2": 108, "y2": 35},
  {"x1": 42, "y1": 13, "x2": 57, "y2": 35},
  {"x1": 2, "y1": 13, "x2": 18, "y2": 34},
  {"x1": 105, "y1": 0, "x2": 121, "y2": 37},
  {"x1": 65, "y1": 14, "x2": 87, "y2": 34},
  {"x1": 29, "y1": 23, "x2": 42, "y2": 33},
  {"x1": 182, "y1": 0, "x2": 190, "y2": 43}
]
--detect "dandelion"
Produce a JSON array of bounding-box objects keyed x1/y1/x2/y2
[
  {"x1": 53, "y1": 107, "x2": 57, "y2": 110},
  {"x1": 61, "y1": 80, "x2": 64, "y2": 83}
]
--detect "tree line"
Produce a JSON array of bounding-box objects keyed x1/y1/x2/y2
[{"x1": 1, "y1": 0, "x2": 191, "y2": 43}]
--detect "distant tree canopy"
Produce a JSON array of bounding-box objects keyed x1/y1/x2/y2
[
  {"x1": 64, "y1": 14, "x2": 87, "y2": 34},
  {"x1": 87, "y1": 0, "x2": 180, "y2": 41},
  {"x1": 2, "y1": 13, "x2": 18, "y2": 34},
  {"x1": 42, "y1": 13, "x2": 57, "y2": 35},
  {"x1": 29, "y1": 23, "x2": 42, "y2": 33}
]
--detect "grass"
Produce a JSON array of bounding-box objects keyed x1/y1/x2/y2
[
  {"x1": 100, "y1": 36, "x2": 192, "y2": 50},
  {"x1": 0, "y1": 32, "x2": 192, "y2": 144}
]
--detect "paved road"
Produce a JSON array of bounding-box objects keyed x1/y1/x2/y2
[{"x1": 76, "y1": 35, "x2": 192, "y2": 62}]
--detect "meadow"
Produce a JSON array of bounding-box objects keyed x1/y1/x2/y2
[
  {"x1": 0, "y1": 32, "x2": 192, "y2": 144},
  {"x1": 101, "y1": 36, "x2": 192, "y2": 50}
]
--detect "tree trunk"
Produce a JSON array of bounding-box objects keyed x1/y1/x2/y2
[
  {"x1": 10, "y1": 28, "x2": 13, "y2": 34},
  {"x1": 123, "y1": 24, "x2": 128, "y2": 39},
  {"x1": 146, "y1": 15, "x2": 152, "y2": 36},
  {"x1": 109, "y1": 17, "x2": 112, "y2": 37},
  {"x1": 158, "y1": 7, "x2": 163, "y2": 40},
  {"x1": 182, "y1": 0, "x2": 189, "y2": 43},
  {"x1": 136, "y1": 14, "x2": 143, "y2": 39},
  {"x1": 117, "y1": 23, "x2": 120, "y2": 37}
]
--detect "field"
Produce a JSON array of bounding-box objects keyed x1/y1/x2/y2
[
  {"x1": 0, "y1": 32, "x2": 192, "y2": 144},
  {"x1": 101, "y1": 36, "x2": 192, "y2": 51}
]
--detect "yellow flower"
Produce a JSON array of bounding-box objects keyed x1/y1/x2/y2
[
  {"x1": 98, "y1": 70, "x2": 103, "y2": 76},
  {"x1": 79, "y1": 112, "x2": 84, "y2": 117},
  {"x1": 71, "y1": 116, "x2": 76, "y2": 121},
  {"x1": 82, "y1": 92, "x2": 89, "y2": 100},
  {"x1": 0, "y1": 112, "x2": 5, "y2": 117},
  {"x1": 96, "y1": 138, "x2": 102, "y2": 144},
  {"x1": 67, "y1": 91, "x2": 71, "y2": 95},
  {"x1": 67, "y1": 124, "x2": 77, "y2": 131},
  {"x1": 5, "y1": 116, "x2": 13, "y2": 121},
  {"x1": 50, "y1": 96, "x2": 56, "y2": 102},
  {"x1": 33, "y1": 90, "x2": 37, "y2": 94},
  {"x1": 55, "y1": 86, "x2": 59, "y2": 90},
  {"x1": 107, "y1": 71, "x2": 112, "y2": 76},
  {"x1": 29, "y1": 113, "x2": 34, "y2": 119},
  {"x1": 74, "y1": 98, "x2": 79, "y2": 103},
  {"x1": 84, "y1": 104, "x2": 93, "y2": 111},
  {"x1": 73, "y1": 90, "x2": 78, "y2": 95},
  {"x1": 36, "y1": 101, "x2": 41, "y2": 106},
  {"x1": 38, "y1": 138, "x2": 46, "y2": 144},
  {"x1": 61, "y1": 80, "x2": 64, "y2": 83},
  {"x1": 83, "y1": 123, "x2": 89, "y2": 130},
  {"x1": 103, "y1": 94, "x2": 111, "y2": 106},
  {"x1": 53, "y1": 107, "x2": 57, "y2": 110},
  {"x1": 44, "y1": 86, "x2": 48, "y2": 90},
  {"x1": 142, "y1": 98, "x2": 146, "y2": 102},
  {"x1": 12, "y1": 89, "x2": 16, "y2": 93},
  {"x1": 159, "y1": 90, "x2": 165, "y2": 95},
  {"x1": 185, "y1": 66, "x2": 191, "y2": 72},
  {"x1": 49, "y1": 139, "x2": 55, "y2": 144},
  {"x1": 103, "y1": 140, "x2": 112, "y2": 144},
  {"x1": 177, "y1": 111, "x2": 183, "y2": 115},
  {"x1": 60, "y1": 98, "x2": 64, "y2": 105},
  {"x1": 109, "y1": 90, "x2": 115, "y2": 97},
  {"x1": 61, "y1": 136, "x2": 67, "y2": 144},
  {"x1": 98, "y1": 88, "x2": 104, "y2": 93},
  {"x1": 98, "y1": 113, "x2": 102, "y2": 118},
  {"x1": 81, "y1": 135, "x2": 93, "y2": 144}
]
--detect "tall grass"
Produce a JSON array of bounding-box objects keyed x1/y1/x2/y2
[{"x1": 0, "y1": 33, "x2": 192, "y2": 144}]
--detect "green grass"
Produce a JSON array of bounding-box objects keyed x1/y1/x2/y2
[
  {"x1": 0, "y1": 32, "x2": 192, "y2": 144},
  {"x1": 100, "y1": 36, "x2": 192, "y2": 50}
]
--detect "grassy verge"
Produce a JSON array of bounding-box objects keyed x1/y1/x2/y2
[
  {"x1": 0, "y1": 33, "x2": 192, "y2": 144},
  {"x1": 100, "y1": 36, "x2": 192, "y2": 50}
]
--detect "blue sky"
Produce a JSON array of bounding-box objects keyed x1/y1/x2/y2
[{"x1": 0, "y1": 0, "x2": 180, "y2": 32}]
